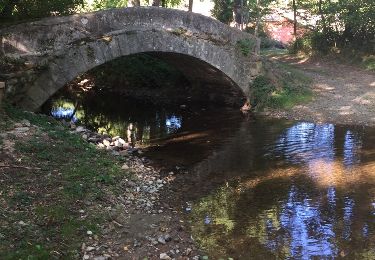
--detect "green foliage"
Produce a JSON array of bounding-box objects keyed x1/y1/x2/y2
[
  {"x1": 250, "y1": 60, "x2": 312, "y2": 110},
  {"x1": 250, "y1": 75, "x2": 275, "y2": 107},
  {"x1": 91, "y1": 0, "x2": 128, "y2": 10},
  {"x1": 292, "y1": 0, "x2": 374, "y2": 55},
  {"x1": 1, "y1": 105, "x2": 126, "y2": 259},
  {"x1": 362, "y1": 55, "x2": 375, "y2": 71},
  {"x1": 0, "y1": 0, "x2": 84, "y2": 22},
  {"x1": 236, "y1": 38, "x2": 256, "y2": 56},
  {"x1": 211, "y1": 0, "x2": 234, "y2": 24}
]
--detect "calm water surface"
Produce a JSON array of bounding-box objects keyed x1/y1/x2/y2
[{"x1": 46, "y1": 93, "x2": 375, "y2": 259}]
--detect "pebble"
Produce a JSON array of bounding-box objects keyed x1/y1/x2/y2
[
  {"x1": 118, "y1": 138, "x2": 126, "y2": 145},
  {"x1": 164, "y1": 234, "x2": 172, "y2": 242},
  {"x1": 20, "y1": 119, "x2": 31, "y2": 127},
  {"x1": 121, "y1": 164, "x2": 130, "y2": 170},
  {"x1": 87, "y1": 230, "x2": 93, "y2": 235},
  {"x1": 14, "y1": 127, "x2": 29, "y2": 133},
  {"x1": 103, "y1": 139, "x2": 110, "y2": 147},
  {"x1": 86, "y1": 246, "x2": 96, "y2": 252},
  {"x1": 159, "y1": 253, "x2": 171, "y2": 260},
  {"x1": 158, "y1": 236, "x2": 166, "y2": 244},
  {"x1": 76, "y1": 126, "x2": 85, "y2": 132},
  {"x1": 83, "y1": 255, "x2": 90, "y2": 260},
  {"x1": 18, "y1": 221, "x2": 27, "y2": 226},
  {"x1": 93, "y1": 257, "x2": 107, "y2": 260}
]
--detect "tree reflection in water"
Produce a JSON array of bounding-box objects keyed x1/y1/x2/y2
[
  {"x1": 43, "y1": 93, "x2": 184, "y2": 146},
  {"x1": 189, "y1": 122, "x2": 375, "y2": 259},
  {"x1": 43, "y1": 92, "x2": 375, "y2": 259}
]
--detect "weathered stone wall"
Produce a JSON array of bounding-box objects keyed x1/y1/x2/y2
[{"x1": 0, "y1": 7, "x2": 262, "y2": 111}]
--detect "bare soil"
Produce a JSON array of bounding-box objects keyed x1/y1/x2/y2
[{"x1": 267, "y1": 54, "x2": 375, "y2": 126}]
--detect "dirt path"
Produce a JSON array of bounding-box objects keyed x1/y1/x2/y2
[{"x1": 268, "y1": 54, "x2": 375, "y2": 126}]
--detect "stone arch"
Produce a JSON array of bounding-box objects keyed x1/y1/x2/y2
[{"x1": 0, "y1": 7, "x2": 261, "y2": 110}]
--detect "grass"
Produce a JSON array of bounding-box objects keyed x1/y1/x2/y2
[
  {"x1": 251, "y1": 56, "x2": 313, "y2": 110},
  {"x1": 362, "y1": 55, "x2": 375, "y2": 71},
  {"x1": 0, "y1": 104, "x2": 129, "y2": 259}
]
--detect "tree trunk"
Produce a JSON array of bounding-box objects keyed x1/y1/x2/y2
[
  {"x1": 318, "y1": 0, "x2": 327, "y2": 33},
  {"x1": 188, "y1": 0, "x2": 193, "y2": 12},
  {"x1": 292, "y1": 0, "x2": 297, "y2": 39},
  {"x1": 254, "y1": 0, "x2": 260, "y2": 37},
  {"x1": 152, "y1": 0, "x2": 161, "y2": 7},
  {"x1": 132, "y1": 0, "x2": 141, "y2": 6}
]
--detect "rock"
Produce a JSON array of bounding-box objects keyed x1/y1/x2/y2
[
  {"x1": 114, "y1": 140, "x2": 123, "y2": 148},
  {"x1": 158, "y1": 236, "x2": 166, "y2": 244},
  {"x1": 76, "y1": 126, "x2": 85, "y2": 132},
  {"x1": 20, "y1": 119, "x2": 31, "y2": 127},
  {"x1": 14, "y1": 127, "x2": 29, "y2": 133},
  {"x1": 121, "y1": 164, "x2": 130, "y2": 170},
  {"x1": 82, "y1": 134, "x2": 88, "y2": 140},
  {"x1": 93, "y1": 257, "x2": 107, "y2": 260},
  {"x1": 118, "y1": 138, "x2": 126, "y2": 145},
  {"x1": 111, "y1": 150, "x2": 120, "y2": 156},
  {"x1": 112, "y1": 136, "x2": 120, "y2": 141},
  {"x1": 86, "y1": 246, "x2": 96, "y2": 252},
  {"x1": 87, "y1": 230, "x2": 93, "y2": 235},
  {"x1": 88, "y1": 137, "x2": 99, "y2": 143},
  {"x1": 164, "y1": 234, "x2": 172, "y2": 242},
  {"x1": 103, "y1": 139, "x2": 111, "y2": 147},
  {"x1": 127, "y1": 180, "x2": 136, "y2": 187},
  {"x1": 159, "y1": 253, "x2": 171, "y2": 259},
  {"x1": 119, "y1": 150, "x2": 130, "y2": 156},
  {"x1": 185, "y1": 248, "x2": 192, "y2": 256},
  {"x1": 83, "y1": 255, "x2": 90, "y2": 260},
  {"x1": 70, "y1": 123, "x2": 76, "y2": 129}
]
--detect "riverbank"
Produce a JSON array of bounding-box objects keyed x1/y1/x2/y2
[
  {"x1": 0, "y1": 105, "x2": 201, "y2": 259},
  {"x1": 262, "y1": 53, "x2": 375, "y2": 127}
]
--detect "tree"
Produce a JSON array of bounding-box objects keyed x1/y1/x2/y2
[
  {"x1": 245, "y1": 0, "x2": 272, "y2": 37},
  {"x1": 189, "y1": 0, "x2": 193, "y2": 12},
  {"x1": 294, "y1": 0, "x2": 374, "y2": 53},
  {"x1": 0, "y1": 0, "x2": 84, "y2": 22},
  {"x1": 292, "y1": 0, "x2": 297, "y2": 38},
  {"x1": 211, "y1": 0, "x2": 234, "y2": 25},
  {"x1": 92, "y1": 0, "x2": 128, "y2": 10}
]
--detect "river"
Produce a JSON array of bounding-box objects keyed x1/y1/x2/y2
[{"x1": 44, "y1": 90, "x2": 375, "y2": 259}]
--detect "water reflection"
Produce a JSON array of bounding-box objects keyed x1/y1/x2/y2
[
  {"x1": 186, "y1": 120, "x2": 375, "y2": 259},
  {"x1": 43, "y1": 93, "x2": 183, "y2": 146},
  {"x1": 51, "y1": 107, "x2": 78, "y2": 123},
  {"x1": 43, "y1": 90, "x2": 375, "y2": 259}
]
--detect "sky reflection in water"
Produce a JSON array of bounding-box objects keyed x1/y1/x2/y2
[
  {"x1": 46, "y1": 98, "x2": 374, "y2": 259},
  {"x1": 191, "y1": 122, "x2": 375, "y2": 259}
]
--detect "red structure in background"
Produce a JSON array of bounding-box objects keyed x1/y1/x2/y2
[{"x1": 263, "y1": 13, "x2": 309, "y2": 45}]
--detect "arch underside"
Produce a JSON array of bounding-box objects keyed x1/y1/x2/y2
[{"x1": 21, "y1": 28, "x2": 251, "y2": 110}]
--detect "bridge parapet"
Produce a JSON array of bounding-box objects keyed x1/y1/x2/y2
[{"x1": 0, "y1": 7, "x2": 262, "y2": 110}]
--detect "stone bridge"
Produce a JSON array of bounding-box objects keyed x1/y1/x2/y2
[{"x1": 0, "y1": 7, "x2": 262, "y2": 111}]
